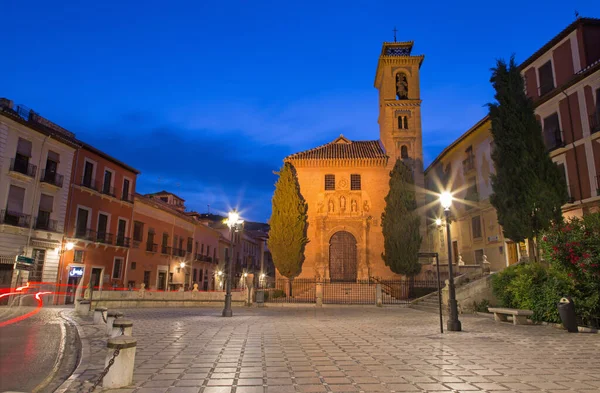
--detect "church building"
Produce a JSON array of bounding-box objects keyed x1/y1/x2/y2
[{"x1": 285, "y1": 41, "x2": 425, "y2": 281}]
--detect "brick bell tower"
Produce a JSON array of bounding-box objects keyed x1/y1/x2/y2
[{"x1": 374, "y1": 41, "x2": 425, "y2": 187}]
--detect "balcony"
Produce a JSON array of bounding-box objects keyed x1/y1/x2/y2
[
  {"x1": 34, "y1": 215, "x2": 59, "y2": 232},
  {"x1": 121, "y1": 193, "x2": 135, "y2": 204},
  {"x1": 41, "y1": 169, "x2": 64, "y2": 188},
  {"x1": 544, "y1": 128, "x2": 565, "y2": 152},
  {"x1": 172, "y1": 248, "x2": 186, "y2": 257},
  {"x1": 80, "y1": 179, "x2": 116, "y2": 198},
  {"x1": 116, "y1": 236, "x2": 131, "y2": 247},
  {"x1": 146, "y1": 242, "x2": 158, "y2": 252},
  {"x1": 590, "y1": 112, "x2": 600, "y2": 134},
  {"x1": 132, "y1": 240, "x2": 140, "y2": 249},
  {"x1": 0, "y1": 210, "x2": 31, "y2": 228},
  {"x1": 10, "y1": 158, "x2": 37, "y2": 178},
  {"x1": 161, "y1": 245, "x2": 172, "y2": 255},
  {"x1": 462, "y1": 155, "x2": 475, "y2": 175},
  {"x1": 74, "y1": 228, "x2": 113, "y2": 244}
]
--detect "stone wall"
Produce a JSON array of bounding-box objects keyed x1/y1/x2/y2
[
  {"x1": 442, "y1": 273, "x2": 497, "y2": 313},
  {"x1": 90, "y1": 289, "x2": 247, "y2": 309}
]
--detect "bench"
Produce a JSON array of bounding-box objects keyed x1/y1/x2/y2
[{"x1": 488, "y1": 307, "x2": 533, "y2": 325}]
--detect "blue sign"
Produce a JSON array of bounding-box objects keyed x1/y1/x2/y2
[{"x1": 69, "y1": 266, "x2": 84, "y2": 277}]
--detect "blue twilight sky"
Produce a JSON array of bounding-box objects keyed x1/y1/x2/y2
[{"x1": 1, "y1": 1, "x2": 597, "y2": 222}]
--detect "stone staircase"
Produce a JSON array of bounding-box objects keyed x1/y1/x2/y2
[{"x1": 410, "y1": 291, "x2": 444, "y2": 313}]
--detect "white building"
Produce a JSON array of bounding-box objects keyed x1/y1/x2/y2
[{"x1": 0, "y1": 99, "x2": 78, "y2": 292}]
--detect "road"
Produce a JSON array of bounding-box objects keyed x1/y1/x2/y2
[{"x1": 0, "y1": 304, "x2": 79, "y2": 393}]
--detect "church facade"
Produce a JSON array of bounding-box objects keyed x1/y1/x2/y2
[{"x1": 285, "y1": 41, "x2": 425, "y2": 281}]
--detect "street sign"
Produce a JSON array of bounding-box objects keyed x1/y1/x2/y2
[{"x1": 15, "y1": 255, "x2": 35, "y2": 264}]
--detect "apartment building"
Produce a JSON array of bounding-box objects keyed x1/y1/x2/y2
[
  {"x1": 57, "y1": 142, "x2": 140, "y2": 303},
  {"x1": 521, "y1": 17, "x2": 600, "y2": 216},
  {"x1": 0, "y1": 99, "x2": 78, "y2": 292},
  {"x1": 128, "y1": 192, "x2": 220, "y2": 291},
  {"x1": 424, "y1": 17, "x2": 600, "y2": 271}
]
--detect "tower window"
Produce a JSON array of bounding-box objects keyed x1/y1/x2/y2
[
  {"x1": 401, "y1": 145, "x2": 409, "y2": 159},
  {"x1": 324, "y1": 174, "x2": 335, "y2": 190},
  {"x1": 351, "y1": 174, "x2": 361, "y2": 190},
  {"x1": 398, "y1": 116, "x2": 409, "y2": 129},
  {"x1": 404, "y1": 116, "x2": 408, "y2": 129}
]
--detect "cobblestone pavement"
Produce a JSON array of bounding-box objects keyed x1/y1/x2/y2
[{"x1": 61, "y1": 306, "x2": 600, "y2": 393}]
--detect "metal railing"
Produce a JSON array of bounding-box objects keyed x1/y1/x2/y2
[
  {"x1": 10, "y1": 158, "x2": 37, "y2": 178},
  {"x1": 589, "y1": 112, "x2": 599, "y2": 134},
  {"x1": 146, "y1": 242, "x2": 158, "y2": 252},
  {"x1": 121, "y1": 193, "x2": 135, "y2": 203},
  {"x1": 116, "y1": 236, "x2": 131, "y2": 247},
  {"x1": 41, "y1": 169, "x2": 64, "y2": 187},
  {"x1": 161, "y1": 245, "x2": 171, "y2": 255},
  {"x1": 544, "y1": 128, "x2": 564, "y2": 151},
  {"x1": 172, "y1": 248, "x2": 186, "y2": 257},
  {"x1": 0, "y1": 210, "x2": 31, "y2": 228},
  {"x1": 34, "y1": 215, "x2": 59, "y2": 232},
  {"x1": 74, "y1": 228, "x2": 114, "y2": 244},
  {"x1": 80, "y1": 179, "x2": 116, "y2": 198}
]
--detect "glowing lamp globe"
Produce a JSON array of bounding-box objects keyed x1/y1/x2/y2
[
  {"x1": 435, "y1": 218, "x2": 442, "y2": 227},
  {"x1": 65, "y1": 242, "x2": 75, "y2": 251},
  {"x1": 440, "y1": 192, "x2": 453, "y2": 210}
]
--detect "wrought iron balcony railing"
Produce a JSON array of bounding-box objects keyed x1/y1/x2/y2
[
  {"x1": 161, "y1": 245, "x2": 172, "y2": 255},
  {"x1": 41, "y1": 169, "x2": 64, "y2": 187},
  {"x1": 121, "y1": 193, "x2": 135, "y2": 203},
  {"x1": 544, "y1": 128, "x2": 565, "y2": 152},
  {"x1": 0, "y1": 210, "x2": 31, "y2": 228},
  {"x1": 34, "y1": 214, "x2": 59, "y2": 232},
  {"x1": 146, "y1": 242, "x2": 158, "y2": 252},
  {"x1": 462, "y1": 156, "x2": 475, "y2": 174},
  {"x1": 74, "y1": 228, "x2": 113, "y2": 244},
  {"x1": 172, "y1": 248, "x2": 186, "y2": 257},
  {"x1": 80, "y1": 178, "x2": 116, "y2": 198},
  {"x1": 10, "y1": 158, "x2": 37, "y2": 178},
  {"x1": 116, "y1": 236, "x2": 131, "y2": 247}
]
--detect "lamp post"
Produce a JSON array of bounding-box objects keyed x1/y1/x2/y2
[
  {"x1": 222, "y1": 209, "x2": 243, "y2": 317},
  {"x1": 440, "y1": 192, "x2": 462, "y2": 332}
]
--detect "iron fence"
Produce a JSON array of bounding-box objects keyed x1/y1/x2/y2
[{"x1": 264, "y1": 279, "x2": 442, "y2": 305}]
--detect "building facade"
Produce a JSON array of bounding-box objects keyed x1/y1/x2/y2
[
  {"x1": 425, "y1": 17, "x2": 600, "y2": 272},
  {"x1": 0, "y1": 100, "x2": 78, "y2": 295},
  {"x1": 284, "y1": 41, "x2": 426, "y2": 281},
  {"x1": 57, "y1": 143, "x2": 140, "y2": 303}
]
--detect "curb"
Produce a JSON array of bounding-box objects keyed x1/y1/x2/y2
[{"x1": 54, "y1": 311, "x2": 90, "y2": 393}]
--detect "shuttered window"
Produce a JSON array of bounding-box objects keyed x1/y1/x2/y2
[
  {"x1": 47, "y1": 150, "x2": 60, "y2": 163},
  {"x1": 17, "y1": 138, "x2": 32, "y2": 157},
  {"x1": 325, "y1": 174, "x2": 335, "y2": 190},
  {"x1": 39, "y1": 194, "x2": 54, "y2": 212},
  {"x1": 7, "y1": 185, "x2": 26, "y2": 213}
]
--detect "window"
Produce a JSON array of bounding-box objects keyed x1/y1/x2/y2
[
  {"x1": 5, "y1": 185, "x2": 26, "y2": 226},
  {"x1": 325, "y1": 174, "x2": 335, "y2": 190},
  {"x1": 44, "y1": 151, "x2": 60, "y2": 184},
  {"x1": 133, "y1": 221, "x2": 144, "y2": 242},
  {"x1": 543, "y1": 113, "x2": 562, "y2": 151},
  {"x1": 97, "y1": 213, "x2": 109, "y2": 242},
  {"x1": 350, "y1": 174, "x2": 361, "y2": 190},
  {"x1": 30, "y1": 249, "x2": 45, "y2": 282},
  {"x1": 143, "y1": 271, "x2": 151, "y2": 288},
  {"x1": 401, "y1": 145, "x2": 409, "y2": 159},
  {"x1": 112, "y1": 258, "x2": 123, "y2": 279},
  {"x1": 37, "y1": 194, "x2": 54, "y2": 230},
  {"x1": 207, "y1": 245, "x2": 211, "y2": 256},
  {"x1": 201, "y1": 243, "x2": 204, "y2": 254},
  {"x1": 195, "y1": 241, "x2": 199, "y2": 256},
  {"x1": 162, "y1": 232, "x2": 168, "y2": 246},
  {"x1": 75, "y1": 208, "x2": 89, "y2": 237},
  {"x1": 472, "y1": 216, "x2": 482, "y2": 239},
  {"x1": 102, "y1": 170, "x2": 113, "y2": 195},
  {"x1": 187, "y1": 237, "x2": 193, "y2": 253},
  {"x1": 82, "y1": 161, "x2": 94, "y2": 188},
  {"x1": 465, "y1": 183, "x2": 479, "y2": 203},
  {"x1": 117, "y1": 219, "x2": 127, "y2": 246},
  {"x1": 398, "y1": 116, "x2": 408, "y2": 129},
  {"x1": 160, "y1": 196, "x2": 168, "y2": 202},
  {"x1": 13, "y1": 138, "x2": 32, "y2": 175},
  {"x1": 131, "y1": 261, "x2": 137, "y2": 270},
  {"x1": 147, "y1": 229, "x2": 156, "y2": 252},
  {"x1": 74, "y1": 250, "x2": 84, "y2": 262},
  {"x1": 538, "y1": 61, "x2": 554, "y2": 96},
  {"x1": 122, "y1": 179, "x2": 130, "y2": 201},
  {"x1": 474, "y1": 249, "x2": 485, "y2": 265},
  {"x1": 193, "y1": 268, "x2": 198, "y2": 282}
]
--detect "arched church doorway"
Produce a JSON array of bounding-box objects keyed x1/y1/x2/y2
[{"x1": 329, "y1": 231, "x2": 357, "y2": 282}]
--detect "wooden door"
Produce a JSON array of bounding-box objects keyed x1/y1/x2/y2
[{"x1": 329, "y1": 231, "x2": 357, "y2": 282}]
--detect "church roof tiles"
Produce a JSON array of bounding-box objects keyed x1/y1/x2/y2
[{"x1": 285, "y1": 135, "x2": 388, "y2": 167}]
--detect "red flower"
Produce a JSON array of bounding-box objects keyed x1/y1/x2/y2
[{"x1": 582, "y1": 253, "x2": 591, "y2": 259}]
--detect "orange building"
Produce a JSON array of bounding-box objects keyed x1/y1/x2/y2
[
  {"x1": 127, "y1": 191, "x2": 220, "y2": 291},
  {"x1": 57, "y1": 142, "x2": 139, "y2": 303},
  {"x1": 284, "y1": 41, "x2": 426, "y2": 281}
]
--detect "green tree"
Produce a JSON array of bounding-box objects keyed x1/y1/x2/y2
[
  {"x1": 268, "y1": 162, "x2": 309, "y2": 283},
  {"x1": 487, "y1": 56, "x2": 568, "y2": 260},
  {"x1": 381, "y1": 159, "x2": 422, "y2": 278}
]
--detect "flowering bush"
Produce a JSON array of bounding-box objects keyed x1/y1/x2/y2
[{"x1": 493, "y1": 212, "x2": 600, "y2": 327}]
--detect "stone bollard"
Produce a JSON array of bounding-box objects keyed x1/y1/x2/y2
[
  {"x1": 94, "y1": 307, "x2": 108, "y2": 325},
  {"x1": 106, "y1": 311, "x2": 124, "y2": 335},
  {"x1": 111, "y1": 319, "x2": 133, "y2": 337},
  {"x1": 376, "y1": 284, "x2": 382, "y2": 307},
  {"x1": 76, "y1": 299, "x2": 91, "y2": 315},
  {"x1": 102, "y1": 336, "x2": 137, "y2": 388},
  {"x1": 315, "y1": 282, "x2": 323, "y2": 307}
]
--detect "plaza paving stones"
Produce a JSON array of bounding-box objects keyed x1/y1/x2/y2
[{"x1": 61, "y1": 306, "x2": 600, "y2": 392}]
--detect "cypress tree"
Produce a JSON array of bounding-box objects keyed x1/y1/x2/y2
[
  {"x1": 381, "y1": 159, "x2": 422, "y2": 277},
  {"x1": 268, "y1": 162, "x2": 309, "y2": 281},
  {"x1": 488, "y1": 56, "x2": 568, "y2": 259}
]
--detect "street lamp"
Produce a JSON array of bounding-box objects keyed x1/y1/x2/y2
[
  {"x1": 222, "y1": 209, "x2": 244, "y2": 317},
  {"x1": 440, "y1": 191, "x2": 462, "y2": 332}
]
